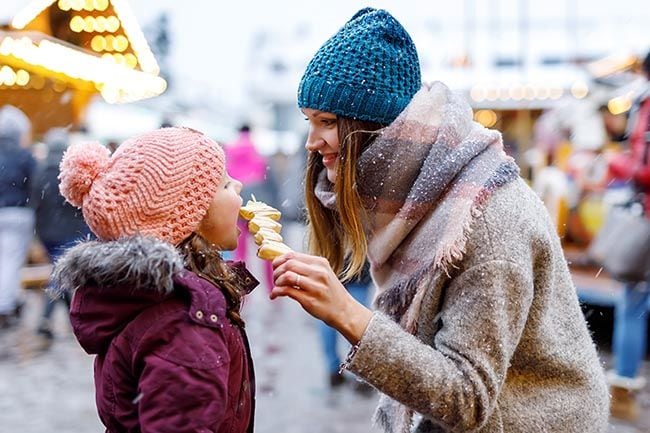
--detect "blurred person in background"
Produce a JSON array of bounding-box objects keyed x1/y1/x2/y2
[
  {"x1": 319, "y1": 260, "x2": 373, "y2": 394},
  {"x1": 225, "y1": 124, "x2": 277, "y2": 291},
  {"x1": 106, "y1": 140, "x2": 120, "y2": 154},
  {"x1": 608, "y1": 50, "x2": 650, "y2": 216},
  {"x1": 271, "y1": 8, "x2": 609, "y2": 432},
  {"x1": 604, "y1": 49, "x2": 650, "y2": 421},
  {"x1": 275, "y1": 134, "x2": 313, "y2": 226},
  {"x1": 0, "y1": 105, "x2": 36, "y2": 329},
  {"x1": 30, "y1": 128, "x2": 92, "y2": 340}
]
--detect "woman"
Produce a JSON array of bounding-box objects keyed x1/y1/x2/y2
[{"x1": 271, "y1": 8, "x2": 609, "y2": 433}]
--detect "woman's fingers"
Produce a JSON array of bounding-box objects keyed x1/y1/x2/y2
[
  {"x1": 269, "y1": 284, "x2": 304, "y2": 301},
  {"x1": 273, "y1": 269, "x2": 317, "y2": 291},
  {"x1": 272, "y1": 257, "x2": 324, "y2": 284},
  {"x1": 269, "y1": 252, "x2": 360, "y2": 330},
  {"x1": 272, "y1": 253, "x2": 334, "y2": 288},
  {"x1": 272, "y1": 251, "x2": 328, "y2": 268}
]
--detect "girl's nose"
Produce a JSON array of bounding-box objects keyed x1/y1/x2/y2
[{"x1": 233, "y1": 178, "x2": 243, "y2": 193}]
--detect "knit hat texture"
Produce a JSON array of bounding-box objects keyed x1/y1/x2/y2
[
  {"x1": 298, "y1": 8, "x2": 421, "y2": 125},
  {"x1": 59, "y1": 127, "x2": 225, "y2": 245}
]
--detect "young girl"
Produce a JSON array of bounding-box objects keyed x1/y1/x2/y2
[
  {"x1": 52, "y1": 127, "x2": 257, "y2": 433},
  {"x1": 271, "y1": 8, "x2": 609, "y2": 433}
]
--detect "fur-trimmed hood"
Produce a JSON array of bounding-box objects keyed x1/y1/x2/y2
[
  {"x1": 52, "y1": 236, "x2": 185, "y2": 296},
  {"x1": 52, "y1": 236, "x2": 258, "y2": 355},
  {"x1": 55, "y1": 236, "x2": 259, "y2": 432}
]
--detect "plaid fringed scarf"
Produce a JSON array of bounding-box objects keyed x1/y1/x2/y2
[
  {"x1": 355, "y1": 81, "x2": 520, "y2": 336},
  {"x1": 361, "y1": 82, "x2": 519, "y2": 433}
]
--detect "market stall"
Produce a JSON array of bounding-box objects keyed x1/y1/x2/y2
[{"x1": 0, "y1": 0, "x2": 166, "y2": 135}]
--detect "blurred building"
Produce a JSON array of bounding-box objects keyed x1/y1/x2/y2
[
  {"x1": 244, "y1": 1, "x2": 648, "y2": 158},
  {"x1": 0, "y1": 0, "x2": 166, "y2": 135}
]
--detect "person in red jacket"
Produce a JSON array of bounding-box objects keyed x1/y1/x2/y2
[
  {"x1": 605, "y1": 51, "x2": 650, "y2": 421},
  {"x1": 51, "y1": 127, "x2": 257, "y2": 433},
  {"x1": 609, "y1": 51, "x2": 650, "y2": 216}
]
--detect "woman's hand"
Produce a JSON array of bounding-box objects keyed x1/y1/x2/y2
[{"x1": 270, "y1": 252, "x2": 373, "y2": 344}]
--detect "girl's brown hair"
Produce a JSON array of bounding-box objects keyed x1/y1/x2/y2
[
  {"x1": 178, "y1": 233, "x2": 245, "y2": 327},
  {"x1": 304, "y1": 117, "x2": 384, "y2": 281}
]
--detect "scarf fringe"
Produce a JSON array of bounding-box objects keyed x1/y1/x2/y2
[
  {"x1": 374, "y1": 265, "x2": 432, "y2": 322},
  {"x1": 373, "y1": 398, "x2": 414, "y2": 433},
  {"x1": 373, "y1": 404, "x2": 394, "y2": 432},
  {"x1": 434, "y1": 202, "x2": 481, "y2": 277},
  {"x1": 398, "y1": 407, "x2": 415, "y2": 433}
]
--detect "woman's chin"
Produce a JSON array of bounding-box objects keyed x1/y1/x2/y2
[{"x1": 326, "y1": 169, "x2": 337, "y2": 184}]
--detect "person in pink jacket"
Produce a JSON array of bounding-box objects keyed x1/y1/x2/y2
[{"x1": 224, "y1": 124, "x2": 277, "y2": 292}]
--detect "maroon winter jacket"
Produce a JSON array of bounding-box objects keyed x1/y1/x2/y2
[{"x1": 52, "y1": 237, "x2": 258, "y2": 433}]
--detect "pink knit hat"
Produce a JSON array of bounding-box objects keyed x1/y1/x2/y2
[{"x1": 59, "y1": 127, "x2": 225, "y2": 245}]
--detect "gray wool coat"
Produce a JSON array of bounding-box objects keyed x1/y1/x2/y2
[{"x1": 347, "y1": 178, "x2": 610, "y2": 433}]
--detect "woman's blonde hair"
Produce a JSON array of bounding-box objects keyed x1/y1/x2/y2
[
  {"x1": 305, "y1": 117, "x2": 384, "y2": 281},
  {"x1": 178, "y1": 233, "x2": 246, "y2": 327}
]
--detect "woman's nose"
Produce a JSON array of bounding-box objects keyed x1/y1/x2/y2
[{"x1": 305, "y1": 131, "x2": 324, "y2": 152}]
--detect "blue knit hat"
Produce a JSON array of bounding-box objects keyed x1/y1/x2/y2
[{"x1": 298, "y1": 8, "x2": 421, "y2": 125}]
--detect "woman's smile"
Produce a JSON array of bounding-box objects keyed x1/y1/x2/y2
[{"x1": 321, "y1": 153, "x2": 338, "y2": 168}]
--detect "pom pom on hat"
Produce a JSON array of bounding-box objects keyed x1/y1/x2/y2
[{"x1": 59, "y1": 141, "x2": 111, "y2": 207}]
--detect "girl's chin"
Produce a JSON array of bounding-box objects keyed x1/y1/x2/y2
[{"x1": 227, "y1": 234, "x2": 241, "y2": 251}]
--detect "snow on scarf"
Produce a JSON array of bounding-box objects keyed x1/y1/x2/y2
[
  {"x1": 317, "y1": 81, "x2": 520, "y2": 335},
  {"x1": 360, "y1": 81, "x2": 519, "y2": 334}
]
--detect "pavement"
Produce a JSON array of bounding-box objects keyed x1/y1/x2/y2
[{"x1": 0, "y1": 223, "x2": 648, "y2": 432}]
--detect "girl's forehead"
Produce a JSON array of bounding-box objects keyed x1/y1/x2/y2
[{"x1": 217, "y1": 173, "x2": 230, "y2": 185}]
